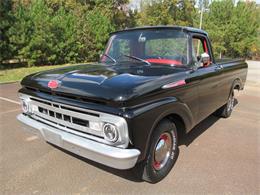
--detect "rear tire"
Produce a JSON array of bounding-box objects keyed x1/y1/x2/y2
[
  {"x1": 215, "y1": 88, "x2": 235, "y2": 118},
  {"x1": 140, "y1": 119, "x2": 179, "y2": 183}
]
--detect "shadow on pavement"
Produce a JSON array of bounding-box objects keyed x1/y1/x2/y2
[
  {"x1": 51, "y1": 144, "x2": 144, "y2": 183},
  {"x1": 180, "y1": 98, "x2": 238, "y2": 146},
  {"x1": 179, "y1": 115, "x2": 220, "y2": 146}
]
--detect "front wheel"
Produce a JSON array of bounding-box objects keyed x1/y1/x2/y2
[
  {"x1": 215, "y1": 88, "x2": 235, "y2": 118},
  {"x1": 140, "y1": 119, "x2": 179, "y2": 183}
]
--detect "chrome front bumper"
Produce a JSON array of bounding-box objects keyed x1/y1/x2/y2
[{"x1": 17, "y1": 114, "x2": 140, "y2": 170}]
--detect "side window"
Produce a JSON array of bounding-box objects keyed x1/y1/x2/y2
[
  {"x1": 192, "y1": 36, "x2": 210, "y2": 67},
  {"x1": 192, "y1": 38, "x2": 204, "y2": 61}
]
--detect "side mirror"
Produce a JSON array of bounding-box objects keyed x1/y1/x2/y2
[{"x1": 200, "y1": 52, "x2": 210, "y2": 66}]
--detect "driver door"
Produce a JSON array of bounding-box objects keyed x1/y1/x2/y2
[{"x1": 190, "y1": 35, "x2": 224, "y2": 122}]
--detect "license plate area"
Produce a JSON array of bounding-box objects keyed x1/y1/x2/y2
[{"x1": 42, "y1": 128, "x2": 62, "y2": 146}]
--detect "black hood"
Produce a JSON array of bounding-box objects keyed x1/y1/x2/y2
[{"x1": 21, "y1": 63, "x2": 188, "y2": 102}]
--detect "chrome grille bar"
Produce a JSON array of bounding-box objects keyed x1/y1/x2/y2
[
  {"x1": 19, "y1": 93, "x2": 130, "y2": 148},
  {"x1": 30, "y1": 98, "x2": 103, "y2": 137}
]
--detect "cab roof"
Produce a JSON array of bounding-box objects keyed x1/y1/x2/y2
[{"x1": 110, "y1": 25, "x2": 208, "y2": 36}]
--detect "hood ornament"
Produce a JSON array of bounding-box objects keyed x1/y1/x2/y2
[{"x1": 48, "y1": 80, "x2": 60, "y2": 89}]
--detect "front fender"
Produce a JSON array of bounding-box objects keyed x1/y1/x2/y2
[{"x1": 124, "y1": 97, "x2": 194, "y2": 161}]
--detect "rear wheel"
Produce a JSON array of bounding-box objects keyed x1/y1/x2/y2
[
  {"x1": 215, "y1": 88, "x2": 235, "y2": 118},
  {"x1": 140, "y1": 119, "x2": 178, "y2": 183}
]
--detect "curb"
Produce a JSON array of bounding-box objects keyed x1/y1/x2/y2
[{"x1": 0, "y1": 81, "x2": 20, "y2": 85}]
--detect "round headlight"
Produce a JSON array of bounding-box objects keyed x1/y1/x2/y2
[
  {"x1": 21, "y1": 99, "x2": 31, "y2": 114},
  {"x1": 103, "y1": 123, "x2": 118, "y2": 142}
]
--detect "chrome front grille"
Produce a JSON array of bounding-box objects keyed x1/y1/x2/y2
[
  {"x1": 38, "y1": 106, "x2": 90, "y2": 128},
  {"x1": 29, "y1": 97, "x2": 104, "y2": 137},
  {"x1": 19, "y1": 93, "x2": 130, "y2": 148}
]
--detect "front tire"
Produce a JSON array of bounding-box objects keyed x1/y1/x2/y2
[
  {"x1": 215, "y1": 88, "x2": 235, "y2": 118},
  {"x1": 141, "y1": 119, "x2": 178, "y2": 183}
]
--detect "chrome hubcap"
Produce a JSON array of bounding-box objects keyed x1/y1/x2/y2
[{"x1": 153, "y1": 132, "x2": 173, "y2": 170}]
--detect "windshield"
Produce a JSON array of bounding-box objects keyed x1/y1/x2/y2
[{"x1": 101, "y1": 29, "x2": 189, "y2": 66}]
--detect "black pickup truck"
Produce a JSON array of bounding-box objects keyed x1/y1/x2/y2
[{"x1": 17, "y1": 26, "x2": 247, "y2": 183}]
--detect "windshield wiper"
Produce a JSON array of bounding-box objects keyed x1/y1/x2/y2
[
  {"x1": 101, "y1": 53, "x2": 117, "y2": 63},
  {"x1": 123, "y1": 55, "x2": 151, "y2": 66}
]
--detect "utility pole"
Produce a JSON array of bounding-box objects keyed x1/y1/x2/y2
[
  {"x1": 197, "y1": 0, "x2": 204, "y2": 56},
  {"x1": 199, "y1": 6, "x2": 203, "y2": 30}
]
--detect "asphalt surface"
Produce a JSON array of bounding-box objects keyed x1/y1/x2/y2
[{"x1": 0, "y1": 61, "x2": 259, "y2": 194}]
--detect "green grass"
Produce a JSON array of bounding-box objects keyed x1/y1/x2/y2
[{"x1": 0, "y1": 64, "x2": 74, "y2": 83}]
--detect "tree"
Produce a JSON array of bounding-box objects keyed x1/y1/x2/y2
[
  {"x1": 137, "y1": 0, "x2": 196, "y2": 26},
  {"x1": 77, "y1": 6, "x2": 115, "y2": 61},
  {"x1": 202, "y1": 0, "x2": 234, "y2": 58},
  {"x1": 6, "y1": 0, "x2": 124, "y2": 66},
  {"x1": 227, "y1": 1, "x2": 259, "y2": 57},
  {"x1": 86, "y1": 0, "x2": 133, "y2": 29},
  {"x1": 203, "y1": 0, "x2": 259, "y2": 58},
  {"x1": 8, "y1": 0, "x2": 61, "y2": 66},
  {"x1": 253, "y1": 5, "x2": 260, "y2": 58},
  {"x1": 2, "y1": 0, "x2": 260, "y2": 66},
  {"x1": 197, "y1": 0, "x2": 210, "y2": 11},
  {"x1": 0, "y1": 0, "x2": 14, "y2": 62}
]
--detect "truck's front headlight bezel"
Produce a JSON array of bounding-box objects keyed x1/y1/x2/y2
[
  {"x1": 21, "y1": 99, "x2": 30, "y2": 113},
  {"x1": 103, "y1": 123, "x2": 119, "y2": 142},
  {"x1": 19, "y1": 94, "x2": 33, "y2": 115},
  {"x1": 100, "y1": 115, "x2": 129, "y2": 148}
]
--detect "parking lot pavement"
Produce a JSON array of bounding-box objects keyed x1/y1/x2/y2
[{"x1": 0, "y1": 61, "x2": 259, "y2": 194}]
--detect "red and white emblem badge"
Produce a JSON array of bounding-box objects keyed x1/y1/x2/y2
[{"x1": 48, "y1": 80, "x2": 60, "y2": 89}]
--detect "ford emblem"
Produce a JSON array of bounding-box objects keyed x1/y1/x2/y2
[{"x1": 48, "y1": 80, "x2": 60, "y2": 89}]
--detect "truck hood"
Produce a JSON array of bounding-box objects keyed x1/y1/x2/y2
[{"x1": 21, "y1": 63, "x2": 187, "y2": 103}]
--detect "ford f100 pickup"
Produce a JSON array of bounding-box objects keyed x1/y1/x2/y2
[{"x1": 17, "y1": 26, "x2": 248, "y2": 183}]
